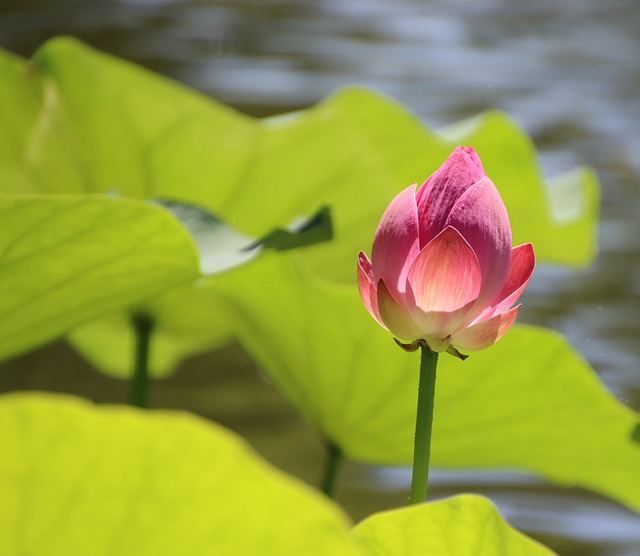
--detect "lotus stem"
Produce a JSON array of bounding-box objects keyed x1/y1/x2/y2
[
  {"x1": 408, "y1": 344, "x2": 439, "y2": 504},
  {"x1": 130, "y1": 313, "x2": 154, "y2": 409},
  {"x1": 319, "y1": 441, "x2": 342, "y2": 498}
]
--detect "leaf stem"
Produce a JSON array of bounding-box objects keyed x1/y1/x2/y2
[
  {"x1": 319, "y1": 441, "x2": 342, "y2": 498},
  {"x1": 409, "y1": 344, "x2": 439, "y2": 504},
  {"x1": 130, "y1": 313, "x2": 154, "y2": 409}
]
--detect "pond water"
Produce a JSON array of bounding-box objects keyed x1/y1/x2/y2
[{"x1": 1, "y1": 1, "x2": 639, "y2": 554}]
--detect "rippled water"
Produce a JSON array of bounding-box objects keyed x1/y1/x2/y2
[{"x1": 1, "y1": 1, "x2": 639, "y2": 554}]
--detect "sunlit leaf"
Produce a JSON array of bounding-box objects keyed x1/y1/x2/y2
[
  {"x1": 0, "y1": 392, "x2": 362, "y2": 556},
  {"x1": 0, "y1": 38, "x2": 598, "y2": 375},
  {"x1": 435, "y1": 323, "x2": 640, "y2": 513},
  {"x1": 258, "y1": 97, "x2": 599, "y2": 281},
  {"x1": 0, "y1": 36, "x2": 599, "y2": 272},
  {"x1": 0, "y1": 37, "x2": 597, "y2": 271},
  {"x1": 0, "y1": 37, "x2": 258, "y2": 205},
  {"x1": 67, "y1": 202, "x2": 332, "y2": 379},
  {"x1": 351, "y1": 495, "x2": 555, "y2": 556},
  {"x1": 0, "y1": 194, "x2": 199, "y2": 362},
  {"x1": 213, "y1": 253, "x2": 640, "y2": 512}
]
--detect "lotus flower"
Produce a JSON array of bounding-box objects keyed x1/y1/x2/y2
[{"x1": 357, "y1": 146, "x2": 535, "y2": 357}]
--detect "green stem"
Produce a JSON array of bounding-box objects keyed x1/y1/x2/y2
[
  {"x1": 408, "y1": 345, "x2": 439, "y2": 504},
  {"x1": 319, "y1": 441, "x2": 342, "y2": 498},
  {"x1": 130, "y1": 313, "x2": 154, "y2": 409}
]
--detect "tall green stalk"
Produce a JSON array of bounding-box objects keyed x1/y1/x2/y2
[
  {"x1": 130, "y1": 313, "x2": 154, "y2": 409},
  {"x1": 319, "y1": 441, "x2": 342, "y2": 498},
  {"x1": 408, "y1": 344, "x2": 439, "y2": 504}
]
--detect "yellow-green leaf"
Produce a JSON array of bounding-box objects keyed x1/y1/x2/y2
[
  {"x1": 0, "y1": 38, "x2": 599, "y2": 377},
  {"x1": 0, "y1": 194, "x2": 199, "y2": 361},
  {"x1": 352, "y1": 495, "x2": 555, "y2": 556},
  {"x1": 213, "y1": 253, "x2": 640, "y2": 512},
  {"x1": 0, "y1": 392, "x2": 362, "y2": 556}
]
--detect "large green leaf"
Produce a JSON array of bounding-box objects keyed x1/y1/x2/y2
[
  {"x1": 0, "y1": 194, "x2": 199, "y2": 362},
  {"x1": 0, "y1": 37, "x2": 597, "y2": 270},
  {"x1": 0, "y1": 36, "x2": 599, "y2": 269},
  {"x1": 212, "y1": 253, "x2": 640, "y2": 512},
  {"x1": 66, "y1": 202, "x2": 332, "y2": 379},
  {"x1": 434, "y1": 324, "x2": 640, "y2": 512},
  {"x1": 254, "y1": 99, "x2": 598, "y2": 280},
  {"x1": 65, "y1": 282, "x2": 231, "y2": 379},
  {"x1": 351, "y1": 495, "x2": 555, "y2": 556},
  {"x1": 0, "y1": 38, "x2": 598, "y2": 374},
  {"x1": 0, "y1": 392, "x2": 362, "y2": 556},
  {"x1": 0, "y1": 39, "x2": 257, "y2": 204}
]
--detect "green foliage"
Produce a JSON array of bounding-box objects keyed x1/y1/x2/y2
[
  {"x1": 0, "y1": 37, "x2": 598, "y2": 375},
  {"x1": 66, "y1": 202, "x2": 332, "y2": 378},
  {"x1": 0, "y1": 394, "x2": 553, "y2": 556},
  {"x1": 0, "y1": 194, "x2": 199, "y2": 361},
  {"x1": 0, "y1": 37, "x2": 619, "y2": 555},
  {"x1": 212, "y1": 252, "x2": 640, "y2": 512},
  {"x1": 352, "y1": 495, "x2": 556, "y2": 556},
  {"x1": 435, "y1": 324, "x2": 640, "y2": 513},
  {"x1": 0, "y1": 392, "x2": 361, "y2": 556},
  {"x1": 67, "y1": 283, "x2": 231, "y2": 379},
  {"x1": 0, "y1": 38, "x2": 256, "y2": 204}
]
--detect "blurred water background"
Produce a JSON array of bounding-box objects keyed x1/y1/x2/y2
[{"x1": 1, "y1": 1, "x2": 639, "y2": 554}]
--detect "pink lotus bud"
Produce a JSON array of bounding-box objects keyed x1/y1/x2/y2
[{"x1": 358, "y1": 146, "x2": 535, "y2": 357}]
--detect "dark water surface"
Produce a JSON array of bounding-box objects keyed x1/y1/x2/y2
[{"x1": 1, "y1": 1, "x2": 640, "y2": 554}]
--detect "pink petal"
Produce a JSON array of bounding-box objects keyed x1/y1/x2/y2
[
  {"x1": 482, "y1": 243, "x2": 535, "y2": 319},
  {"x1": 415, "y1": 146, "x2": 486, "y2": 248},
  {"x1": 450, "y1": 305, "x2": 520, "y2": 351},
  {"x1": 357, "y1": 251, "x2": 384, "y2": 327},
  {"x1": 408, "y1": 301, "x2": 480, "y2": 345},
  {"x1": 371, "y1": 184, "x2": 420, "y2": 300},
  {"x1": 402, "y1": 301, "x2": 474, "y2": 344},
  {"x1": 377, "y1": 280, "x2": 424, "y2": 341},
  {"x1": 407, "y1": 226, "x2": 482, "y2": 313},
  {"x1": 445, "y1": 176, "x2": 512, "y2": 310}
]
